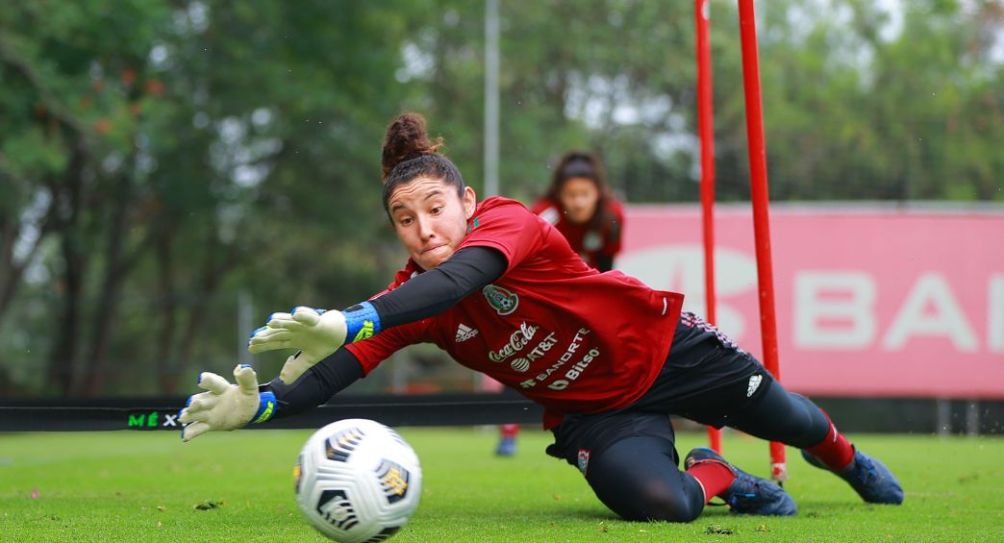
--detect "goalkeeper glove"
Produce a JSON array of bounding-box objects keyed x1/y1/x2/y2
[
  {"x1": 248, "y1": 304, "x2": 380, "y2": 383},
  {"x1": 277, "y1": 350, "x2": 317, "y2": 385},
  {"x1": 178, "y1": 364, "x2": 277, "y2": 441}
]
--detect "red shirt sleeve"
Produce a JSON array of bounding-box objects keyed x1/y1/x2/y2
[
  {"x1": 457, "y1": 198, "x2": 547, "y2": 275},
  {"x1": 343, "y1": 319, "x2": 433, "y2": 375}
]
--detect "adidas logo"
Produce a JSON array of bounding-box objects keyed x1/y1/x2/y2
[
  {"x1": 455, "y1": 323, "x2": 479, "y2": 343},
  {"x1": 746, "y1": 374, "x2": 763, "y2": 398}
]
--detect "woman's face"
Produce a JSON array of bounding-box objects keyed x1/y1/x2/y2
[
  {"x1": 388, "y1": 176, "x2": 477, "y2": 270},
  {"x1": 558, "y1": 177, "x2": 600, "y2": 224}
]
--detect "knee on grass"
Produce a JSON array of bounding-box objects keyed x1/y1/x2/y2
[{"x1": 608, "y1": 481, "x2": 703, "y2": 523}]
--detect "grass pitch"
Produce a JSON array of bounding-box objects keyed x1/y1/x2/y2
[{"x1": 1, "y1": 428, "x2": 1001, "y2": 542}]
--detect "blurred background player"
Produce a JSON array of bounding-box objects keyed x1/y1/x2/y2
[
  {"x1": 492, "y1": 151, "x2": 626, "y2": 456},
  {"x1": 531, "y1": 151, "x2": 624, "y2": 272},
  {"x1": 481, "y1": 376, "x2": 522, "y2": 456}
]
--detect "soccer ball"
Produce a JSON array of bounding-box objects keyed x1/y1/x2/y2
[{"x1": 294, "y1": 419, "x2": 422, "y2": 543}]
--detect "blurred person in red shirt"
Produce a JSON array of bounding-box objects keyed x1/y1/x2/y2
[
  {"x1": 494, "y1": 152, "x2": 626, "y2": 456},
  {"x1": 531, "y1": 151, "x2": 624, "y2": 272}
]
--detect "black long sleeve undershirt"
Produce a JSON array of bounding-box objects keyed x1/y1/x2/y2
[
  {"x1": 368, "y1": 246, "x2": 508, "y2": 327},
  {"x1": 266, "y1": 348, "x2": 365, "y2": 418},
  {"x1": 266, "y1": 246, "x2": 508, "y2": 417}
]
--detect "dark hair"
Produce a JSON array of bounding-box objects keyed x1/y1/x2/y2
[
  {"x1": 546, "y1": 151, "x2": 612, "y2": 231},
  {"x1": 380, "y1": 113, "x2": 465, "y2": 215}
]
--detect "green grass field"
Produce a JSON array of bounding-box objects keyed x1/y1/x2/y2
[{"x1": 1, "y1": 429, "x2": 1001, "y2": 542}]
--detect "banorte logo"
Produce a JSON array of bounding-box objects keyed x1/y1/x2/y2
[{"x1": 482, "y1": 284, "x2": 519, "y2": 315}]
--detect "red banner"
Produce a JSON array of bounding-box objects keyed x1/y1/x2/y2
[{"x1": 619, "y1": 205, "x2": 1004, "y2": 398}]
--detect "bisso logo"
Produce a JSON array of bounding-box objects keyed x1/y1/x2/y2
[{"x1": 483, "y1": 284, "x2": 519, "y2": 315}]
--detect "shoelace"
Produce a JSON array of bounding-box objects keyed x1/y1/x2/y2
[{"x1": 851, "y1": 456, "x2": 877, "y2": 484}]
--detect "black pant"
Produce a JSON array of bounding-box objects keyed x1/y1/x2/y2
[
  {"x1": 586, "y1": 379, "x2": 828, "y2": 521},
  {"x1": 548, "y1": 324, "x2": 830, "y2": 522}
]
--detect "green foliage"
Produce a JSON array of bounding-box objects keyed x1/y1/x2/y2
[
  {"x1": 0, "y1": 1, "x2": 1002, "y2": 395},
  {"x1": 721, "y1": 0, "x2": 1004, "y2": 201}
]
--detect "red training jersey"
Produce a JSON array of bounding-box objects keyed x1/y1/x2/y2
[
  {"x1": 530, "y1": 197, "x2": 625, "y2": 271},
  {"x1": 345, "y1": 197, "x2": 682, "y2": 428}
]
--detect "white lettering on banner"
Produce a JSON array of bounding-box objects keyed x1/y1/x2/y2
[
  {"x1": 882, "y1": 273, "x2": 978, "y2": 352},
  {"x1": 794, "y1": 271, "x2": 876, "y2": 349},
  {"x1": 616, "y1": 209, "x2": 1004, "y2": 397},
  {"x1": 990, "y1": 275, "x2": 1004, "y2": 353}
]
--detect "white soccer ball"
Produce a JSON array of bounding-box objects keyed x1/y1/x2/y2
[{"x1": 295, "y1": 419, "x2": 422, "y2": 543}]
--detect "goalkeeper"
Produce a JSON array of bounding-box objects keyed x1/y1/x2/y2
[{"x1": 180, "y1": 112, "x2": 903, "y2": 522}]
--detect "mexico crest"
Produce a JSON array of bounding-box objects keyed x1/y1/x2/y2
[{"x1": 482, "y1": 284, "x2": 519, "y2": 315}]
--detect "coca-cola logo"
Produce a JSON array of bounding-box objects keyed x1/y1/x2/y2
[{"x1": 488, "y1": 322, "x2": 538, "y2": 363}]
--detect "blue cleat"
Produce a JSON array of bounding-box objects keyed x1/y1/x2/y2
[
  {"x1": 685, "y1": 448, "x2": 797, "y2": 516},
  {"x1": 801, "y1": 448, "x2": 904, "y2": 504},
  {"x1": 495, "y1": 436, "x2": 517, "y2": 457}
]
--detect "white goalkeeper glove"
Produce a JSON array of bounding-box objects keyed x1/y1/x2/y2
[
  {"x1": 178, "y1": 364, "x2": 276, "y2": 441},
  {"x1": 248, "y1": 304, "x2": 380, "y2": 384},
  {"x1": 248, "y1": 306, "x2": 346, "y2": 358},
  {"x1": 277, "y1": 350, "x2": 318, "y2": 385}
]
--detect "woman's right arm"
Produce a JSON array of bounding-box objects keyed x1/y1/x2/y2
[{"x1": 262, "y1": 348, "x2": 365, "y2": 418}]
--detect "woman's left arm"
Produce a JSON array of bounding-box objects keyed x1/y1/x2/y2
[{"x1": 369, "y1": 246, "x2": 508, "y2": 327}]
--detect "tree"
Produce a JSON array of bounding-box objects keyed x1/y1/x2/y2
[{"x1": 1, "y1": 0, "x2": 1001, "y2": 397}]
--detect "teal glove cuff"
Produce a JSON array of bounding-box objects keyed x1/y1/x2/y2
[
  {"x1": 252, "y1": 391, "x2": 277, "y2": 424},
  {"x1": 343, "y1": 301, "x2": 381, "y2": 343}
]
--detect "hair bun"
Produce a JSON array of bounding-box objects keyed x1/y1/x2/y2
[{"x1": 381, "y1": 112, "x2": 443, "y2": 179}]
